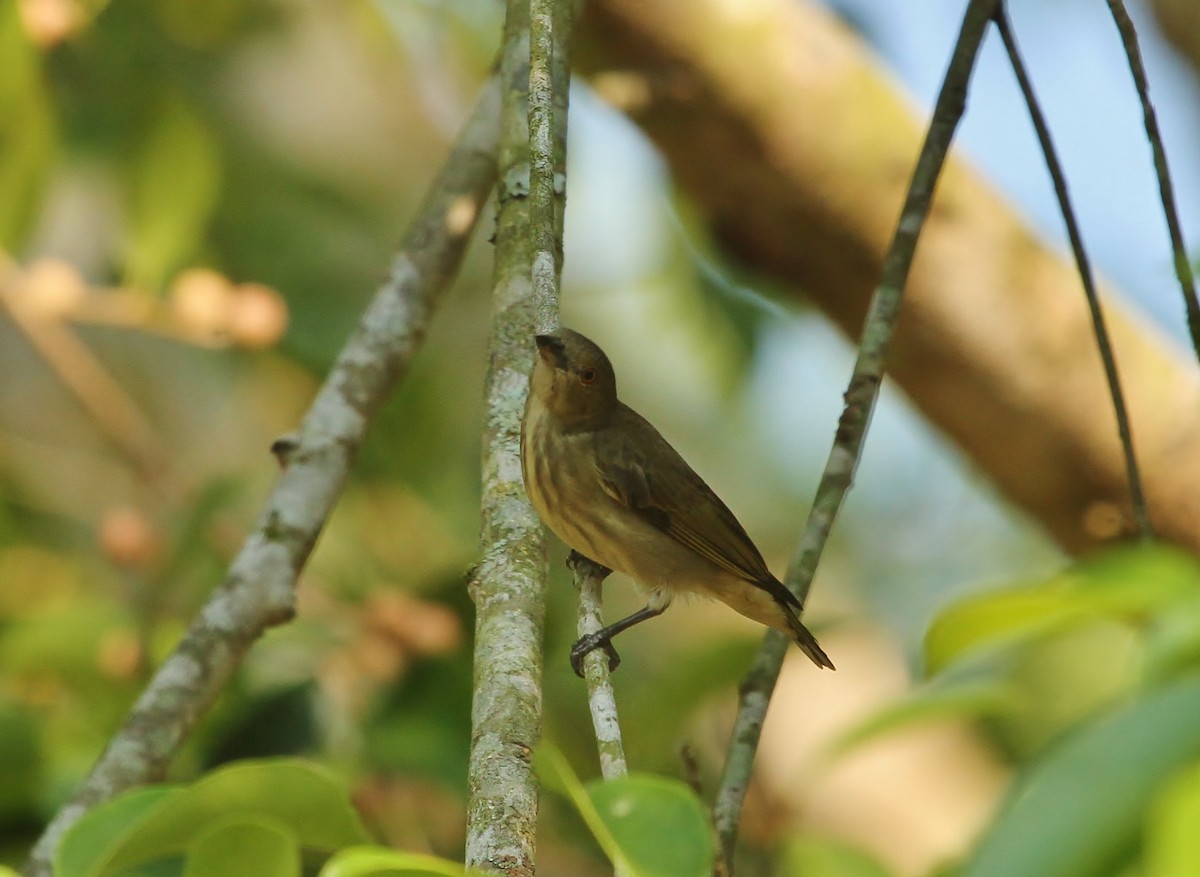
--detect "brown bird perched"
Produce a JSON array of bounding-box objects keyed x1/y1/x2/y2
[{"x1": 520, "y1": 327, "x2": 834, "y2": 676}]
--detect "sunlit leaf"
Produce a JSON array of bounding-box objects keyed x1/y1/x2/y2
[
  {"x1": 535, "y1": 746, "x2": 626, "y2": 871},
  {"x1": 538, "y1": 744, "x2": 712, "y2": 877},
  {"x1": 319, "y1": 847, "x2": 465, "y2": 877},
  {"x1": 587, "y1": 776, "x2": 713, "y2": 877},
  {"x1": 56, "y1": 759, "x2": 368, "y2": 877},
  {"x1": 1142, "y1": 763, "x2": 1200, "y2": 877},
  {"x1": 925, "y1": 544, "x2": 1200, "y2": 674},
  {"x1": 961, "y1": 675, "x2": 1200, "y2": 877},
  {"x1": 1141, "y1": 599, "x2": 1200, "y2": 686},
  {"x1": 780, "y1": 836, "x2": 892, "y2": 877},
  {"x1": 0, "y1": 3, "x2": 56, "y2": 248},
  {"x1": 56, "y1": 786, "x2": 178, "y2": 877},
  {"x1": 181, "y1": 817, "x2": 299, "y2": 877}
]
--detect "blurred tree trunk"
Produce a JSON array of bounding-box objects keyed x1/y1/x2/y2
[
  {"x1": 578, "y1": 0, "x2": 1200, "y2": 555},
  {"x1": 1149, "y1": 0, "x2": 1200, "y2": 72}
]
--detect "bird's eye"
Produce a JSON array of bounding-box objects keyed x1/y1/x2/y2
[{"x1": 579, "y1": 367, "x2": 597, "y2": 385}]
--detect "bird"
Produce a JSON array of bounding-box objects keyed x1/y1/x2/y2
[{"x1": 520, "y1": 327, "x2": 834, "y2": 676}]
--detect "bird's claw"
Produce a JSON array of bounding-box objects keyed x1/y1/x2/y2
[
  {"x1": 566, "y1": 550, "x2": 611, "y2": 580},
  {"x1": 570, "y1": 632, "x2": 621, "y2": 678}
]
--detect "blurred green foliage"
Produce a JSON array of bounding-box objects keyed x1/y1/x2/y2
[
  {"x1": 4, "y1": 1, "x2": 1200, "y2": 876},
  {"x1": 830, "y1": 544, "x2": 1200, "y2": 877}
]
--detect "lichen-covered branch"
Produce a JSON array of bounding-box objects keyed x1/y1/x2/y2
[
  {"x1": 711, "y1": 0, "x2": 1001, "y2": 866},
  {"x1": 23, "y1": 74, "x2": 501, "y2": 877},
  {"x1": 568, "y1": 555, "x2": 628, "y2": 780},
  {"x1": 464, "y1": 0, "x2": 576, "y2": 870},
  {"x1": 531, "y1": 0, "x2": 626, "y2": 782}
]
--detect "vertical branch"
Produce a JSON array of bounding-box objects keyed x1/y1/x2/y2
[
  {"x1": 528, "y1": 0, "x2": 564, "y2": 334},
  {"x1": 531, "y1": 0, "x2": 627, "y2": 778},
  {"x1": 711, "y1": 0, "x2": 1002, "y2": 869},
  {"x1": 993, "y1": 6, "x2": 1153, "y2": 541},
  {"x1": 569, "y1": 555, "x2": 628, "y2": 780},
  {"x1": 1104, "y1": 0, "x2": 1200, "y2": 362},
  {"x1": 22, "y1": 75, "x2": 502, "y2": 877},
  {"x1": 464, "y1": 0, "x2": 577, "y2": 871}
]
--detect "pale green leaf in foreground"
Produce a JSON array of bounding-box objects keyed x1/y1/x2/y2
[
  {"x1": 181, "y1": 817, "x2": 299, "y2": 877},
  {"x1": 538, "y1": 745, "x2": 713, "y2": 877},
  {"x1": 319, "y1": 846, "x2": 468, "y2": 877},
  {"x1": 781, "y1": 836, "x2": 893, "y2": 877},
  {"x1": 962, "y1": 675, "x2": 1200, "y2": 877},
  {"x1": 56, "y1": 758, "x2": 368, "y2": 877},
  {"x1": 925, "y1": 544, "x2": 1200, "y2": 674}
]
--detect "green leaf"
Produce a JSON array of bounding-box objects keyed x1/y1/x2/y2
[
  {"x1": 56, "y1": 787, "x2": 179, "y2": 877},
  {"x1": 828, "y1": 680, "x2": 1018, "y2": 757},
  {"x1": 182, "y1": 817, "x2": 299, "y2": 877},
  {"x1": 0, "y1": 703, "x2": 43, "y2": 819},
  {"x1": 56, "y1": 759, "x2": 369, "y2": 877},
  {"x1": 586, "y1": 777, "x2": 714, "y2": 877},
  {"x1": 0, "y1": 3, "x2": 56, "y2": 248},
  {"x1": 1142, "y1": 599, "x2": 1200, "y2": 685},
  {"x1": 539, "y1": 745, "x2": 713, "y2": 876},
  {"x1": 1143, "y1": 763, "x2": 1200, "y2": 877},
  {"x1": 536, "y1": 746, "x2": 627, "y2": 871},
  {"x1": 123, "y1": 97, "x2": 222, "y2": 290},
  {"x1": 961, "y1": 675, "x2": 1200, "y2": 877},
  {"x1": 780, "y1": 836, "x2": 893, "y2": 877},
  {"x1": 319, "y1": 847, "x2": 466, "y2": 877},
  {"x1": 925, "y1": 544, "x2": 1200, "y2": 674}
]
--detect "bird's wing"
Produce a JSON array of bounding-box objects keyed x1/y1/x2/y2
[{"x1": 594, "y1": 406, "x2": 799, "y2": 608}]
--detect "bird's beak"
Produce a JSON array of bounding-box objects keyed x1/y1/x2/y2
[{"x1": 535, "y1": 334, "x2": 568, "y2": 369}]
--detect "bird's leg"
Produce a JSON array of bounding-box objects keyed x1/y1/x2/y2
[
  {"x1": 565, "y1": 550, "x2": 621, "y2": 673},
  {"x1": 570, "y1": 604, "x2": 666, "y2": 678}
]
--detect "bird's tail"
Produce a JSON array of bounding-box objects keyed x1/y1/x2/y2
[{"x1": 782, "y1": 607, "x2": 835, "y2": 670}]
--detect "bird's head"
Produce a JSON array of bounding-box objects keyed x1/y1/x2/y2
[{"x1": 530, "y1": 328, "x2": 618, "y2": 429}]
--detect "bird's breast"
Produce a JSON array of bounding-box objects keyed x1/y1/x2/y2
[
  {"x1": 521, "y1": 407, "x2": 611, "y2": 563},
  {"x1": 521, "y1": 404, "x2": 716, "y2": 590}
]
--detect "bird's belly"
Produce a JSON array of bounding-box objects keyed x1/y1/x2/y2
[{"x1": 522, "y1": 414, "x2": 711, "y2": 590}]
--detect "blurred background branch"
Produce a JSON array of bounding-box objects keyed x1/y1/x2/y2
[{"x1": 577, "y1": 0, "x2": 1200, "y2": 553}]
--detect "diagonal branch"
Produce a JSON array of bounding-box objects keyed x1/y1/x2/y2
[
  {"x1": 22, "y1": 73, "x2": 501, "y2": 877},
  {"x1": 711, "y1": 0, "x2": 1002, "y2": 868},
  {"x1": 570, "y1": 555, "x2": 628, "y2": 780}
]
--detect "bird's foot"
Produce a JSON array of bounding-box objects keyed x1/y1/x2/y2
[
  {"x1": 566, "y1": 550, "x2": 611, "y2": 580},
  {"x1": 570, "y1": 632, "x2": 621, "y2": 677}
]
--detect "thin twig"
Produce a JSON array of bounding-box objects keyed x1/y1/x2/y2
[
  {"x1": 711, "y1": 0, "x2": 1002, "y2": 869},
  {"x1": 22, "y1": 74, "x2": 501, "y2": 877},
  {"x1": 464, "y1": 0, "x2": 577, "y2": 870},
  {"x1": 993, "y1": 5, "x2": 1153, "y2": 542},
  {"x1": 529, "y1": 0, "x2": 562, "y2": 335},
  {"x1": 570, "y1": 555, "x2": 628, "y2": 780},
  {"x1": 0, "y1": 259, "x2": 172, "y2": 490},
  {"x1": 1104, "y1": 0, "x2": 1200, "y2": 362},
  {"x1": 530, "y1": 0, "x2": 627, "y2": 779}
]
